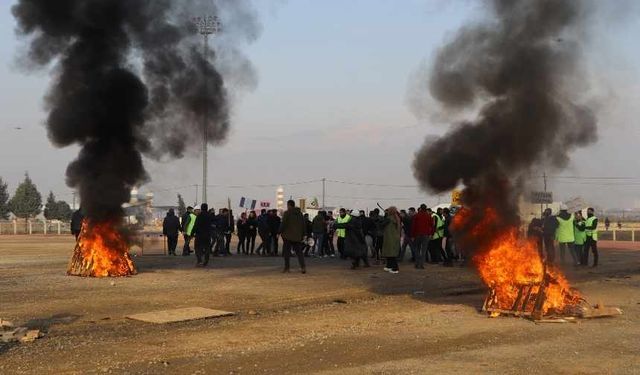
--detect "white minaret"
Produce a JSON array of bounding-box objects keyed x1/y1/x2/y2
[
  {"x1": 130, "y1": 187, "x2": 139, "y2": 204},
  {"x1": 276, "y1": 186, "x2": 284, "y2": 211}
]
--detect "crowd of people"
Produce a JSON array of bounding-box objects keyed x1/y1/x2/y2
[
  {"x1": 527, "y1": 205, "x2": 599, "y2": 267},
  {"x1": 162, "y1": 202, "x2": 462, "y2": 274}
]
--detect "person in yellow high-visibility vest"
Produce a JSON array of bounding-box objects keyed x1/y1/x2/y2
[
  {"x1": 582, "y1": 207, "x2": 599, "y2": 267},
  {"x1": 336, "y1": 208, "x2": 351, "y2": 259},
  {"x1": 555, "y1": 204, "x2": 576, "y2": 265},
  {"x1": 428, "y1": 208, "x2": 445, "y2": 263}
]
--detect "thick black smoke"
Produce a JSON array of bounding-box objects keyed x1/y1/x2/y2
[
  {"x1": 13, "y1": 0, "x2": 258, "y2": 220},
  {"x1": 412, "y1": 0, "x2": 597, "y2": 247}
]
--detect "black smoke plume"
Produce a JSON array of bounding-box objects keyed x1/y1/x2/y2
[
  {"x1": 13, "y1": 0, "x2": 259, "y2": 220},
  {"x1": 412, "y1": 0, "x2": 597, "y2": 249}
]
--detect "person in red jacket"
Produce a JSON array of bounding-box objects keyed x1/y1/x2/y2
[{"x1": 411, "y1": 204, "x2": 435, "y2": 269}]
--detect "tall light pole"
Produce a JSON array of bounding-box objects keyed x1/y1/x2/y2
[{"x1": 192, "y1": 15, "x2": 221, "y2": 205}]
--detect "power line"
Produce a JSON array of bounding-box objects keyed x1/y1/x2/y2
[
  {"x1": 325, "y1": 179, "x2": 420, "y2": 188},
  {"x1": 543, "y1": 175, "x2": 640, "y2": 180},
  {"x1": 325, "y1": 195, "x2": 428, "y2": 201}
]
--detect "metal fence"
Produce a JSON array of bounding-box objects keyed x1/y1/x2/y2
[
  {"x1": 597, "y1": 230, "x2": 640, "y2": 242},
  {"x1": 0, "y1": 220, "x2": 71, "y2": 235}
]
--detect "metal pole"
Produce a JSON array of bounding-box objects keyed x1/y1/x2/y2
[
  {"x1": 322, "y1": 178, "x2": 326, "y2": 209},
  {"x1": 193, "y1": 15, "x2": 220, "y2": 205},
  {"x1": 202, "y1": 33, "x2": 209, "y2": 204}
]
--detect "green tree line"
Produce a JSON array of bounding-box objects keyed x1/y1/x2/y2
[{"x1": 0, "y1": 173, "x2": 73, "y2": 221}]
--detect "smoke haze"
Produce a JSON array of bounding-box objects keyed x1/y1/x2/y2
[
  {"x1": 412, "y1": 0, "x2": 597, "y2": 246},
  {"x1": 12, "y1": 0, "x2": 258, "y2": 220}
]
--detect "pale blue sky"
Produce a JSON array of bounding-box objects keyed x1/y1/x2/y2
[{"x1": 1, "y1": 0, "x2": 639, "y2": 210}]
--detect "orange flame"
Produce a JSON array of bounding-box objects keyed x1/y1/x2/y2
[
  {"x1": 455, "y1": 207, "x2": 581, "y2": 315},
  {"x1": 67, "y1": 219, "x2": 136, "y2": 277}
]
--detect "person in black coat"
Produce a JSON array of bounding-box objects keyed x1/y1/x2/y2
[
  {"x1": 268, "y1": 210, "x2": 281, "y2": 256},
  {"x1": 236, "y1": 212, "x2": 249, "y2": 254},
  {"x1": 162, "y1": 209, "x2": 181, "y2": 255},
  {"x1": 192, "y1": 204, "x2": 213, "y2": 267},
  {"x1": 334, "y1": 210, "x2": 369, "y2": 269},
  {"x1": 70, "y1": 207, "x2": 84, "y2": 241},
  {"x1": 246, "y1": 211, "x2": 258, "y2": 254},
  {"x1": 256, "y1": 209, "x2": 271, "y2": 255}
]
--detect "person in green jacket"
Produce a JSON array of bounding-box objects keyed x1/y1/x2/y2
[
  {"x1": 381, "y1": 206, "x2": 402, "y2": 273},
  {"x1": 573, "y1": 210, "x2": 587, "y2": 265}
]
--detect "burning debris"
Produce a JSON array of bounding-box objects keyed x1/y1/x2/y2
[
  {"x1": 68, "y1": 220, "x2": 136, "y2": 277},
  {"x1": 12, "y1": 0, "x2": 259, "y2": 276},
  {"x1": 410, "y1": 1, "x2": 616, "y2": 320}
]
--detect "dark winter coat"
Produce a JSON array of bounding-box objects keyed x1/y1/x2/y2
[
  {"x1": 237, "y1": 219, "x2": 249, "y2": 236},
  {"x1": 311, "y1": 215, "x2": 326, "y2": 234},
  {"x1": 543, "y1": 215, "x2": 558, "y2": 238},
  {"x1": 268, "y1": 214, "x2": 281, "y2": 236},
  {"x1": 162, "y1": 212, "x2": 181, "y2": 237},
  {"x1": 334, "y1": 215, "x2": 367, "y2": 258},
  {"x1": 246, "y1": 217, "x2": 258, "y2": 235},
  {"x1": 192, "y1": 212, "x2": 213, "y2": 240},
  {"x1": 71, "y1": 210, "x2": 84, "y2": 234},
  {"x1": 280, "y1": 207, "x2": 305, "y2": 242}
]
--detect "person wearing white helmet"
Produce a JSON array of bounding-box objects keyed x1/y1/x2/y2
[{"x1": 556, "y1": 203, "x2": 576, "y2": 265}]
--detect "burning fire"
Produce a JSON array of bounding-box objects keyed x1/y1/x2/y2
[
  {"x1": 454, "y1": 208, "x2": 581, "y2": 317},
  {"x1": 67, "y1": 219, "x2": 136, "y2": 277}
]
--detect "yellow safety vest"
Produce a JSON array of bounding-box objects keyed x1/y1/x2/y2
[
  {"x1": 556, "y1": 215, "x2": 575, "y2": 243},
  {"x1": 336, "y1": 215, "x2": 351, "y2": 238},
  {"x1": 432, "y1": 214, "x2": 444, "y2": 239},
  {"x1": 585, "y1": 216, "x2": 598, "y2": 241}
]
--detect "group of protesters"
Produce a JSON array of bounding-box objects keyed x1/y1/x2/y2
[
  {"x1": 162, "y1": 201, "x2": 460, "y2": 274},
  {"x1": 527, "y1": 205, "x2": 599, "y2": 267}
]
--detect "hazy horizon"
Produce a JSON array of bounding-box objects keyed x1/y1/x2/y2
[{"x1": 1, "y1": 0, "x2": 639, "y2": 211}]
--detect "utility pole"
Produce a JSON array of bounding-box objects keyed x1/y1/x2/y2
[
  {"x1": 193, "y1": 15, "x2": 221, "y2": 205},
  {"x1": 322, "y1": 178, "x2": 326, "y2": 209},
  {"x1": 72, "y1": 191, "x2": 77, "y2": 210}
]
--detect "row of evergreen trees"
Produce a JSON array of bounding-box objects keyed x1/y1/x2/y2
[{"x1": 0, "y1": 173, "x2": 73, "y2": 221}]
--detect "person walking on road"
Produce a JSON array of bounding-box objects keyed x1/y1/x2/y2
[
  {"x1": 399, "y1": 208, "x2": 415, "y2": 262},
  {"x1": 311, "y1": 211, "x2": 327, "y2": 257},
  {"x1": 246, "y1": 210, "x2": 258, "y2": 254},
  {"x1": 583, "y1": 207, "x2": 599, "y2": 267},
  {"x1": 381, "y1": 206, "x2": 402, "y2": 273},
  {"x1": 162, "y1": 208, "x2": 181, "y2": 256},
  {"x1": 181, "y1": 206, "x2": 196, "y2": 256},
  {"x1": 574, "y1": 211, "x2": 586, "y2": 265},
  {"x1": 334, "y1": 209, "x2": 369, "y2": 269},
  {"x1": 556, "y1": 204, "x2": 576, "y2": 265},
  {"x1": 411, "y1": 204, "x2": 434, "y2": 269},
  {"x1": 336, "y1": 208, "x2": 351, "y2": 259},
  {"x1": 192, "y1": 204, "x2": 213, "y2": 267},
  {"x1": 280, "y1": 200, "x2": 306, "y2": 274},
  {"x1": 236, "y1": 212, "x2": 249, "y2": 254}
]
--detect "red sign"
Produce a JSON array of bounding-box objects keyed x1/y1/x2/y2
[{"x1": 260, "y1": 201, "x2": 271, "y2": 208}]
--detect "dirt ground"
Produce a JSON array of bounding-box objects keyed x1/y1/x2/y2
[{"x1": 1, "y1": 236, "x2": 639, "y2": 374}]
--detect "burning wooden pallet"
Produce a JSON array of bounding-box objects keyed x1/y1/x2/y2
[
  {"x1": 67, "y1": 220, "x2": 136, "y2": 277},
  {"x1": 482, "y1": 273, "x2": 622, "y2": 321}
]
